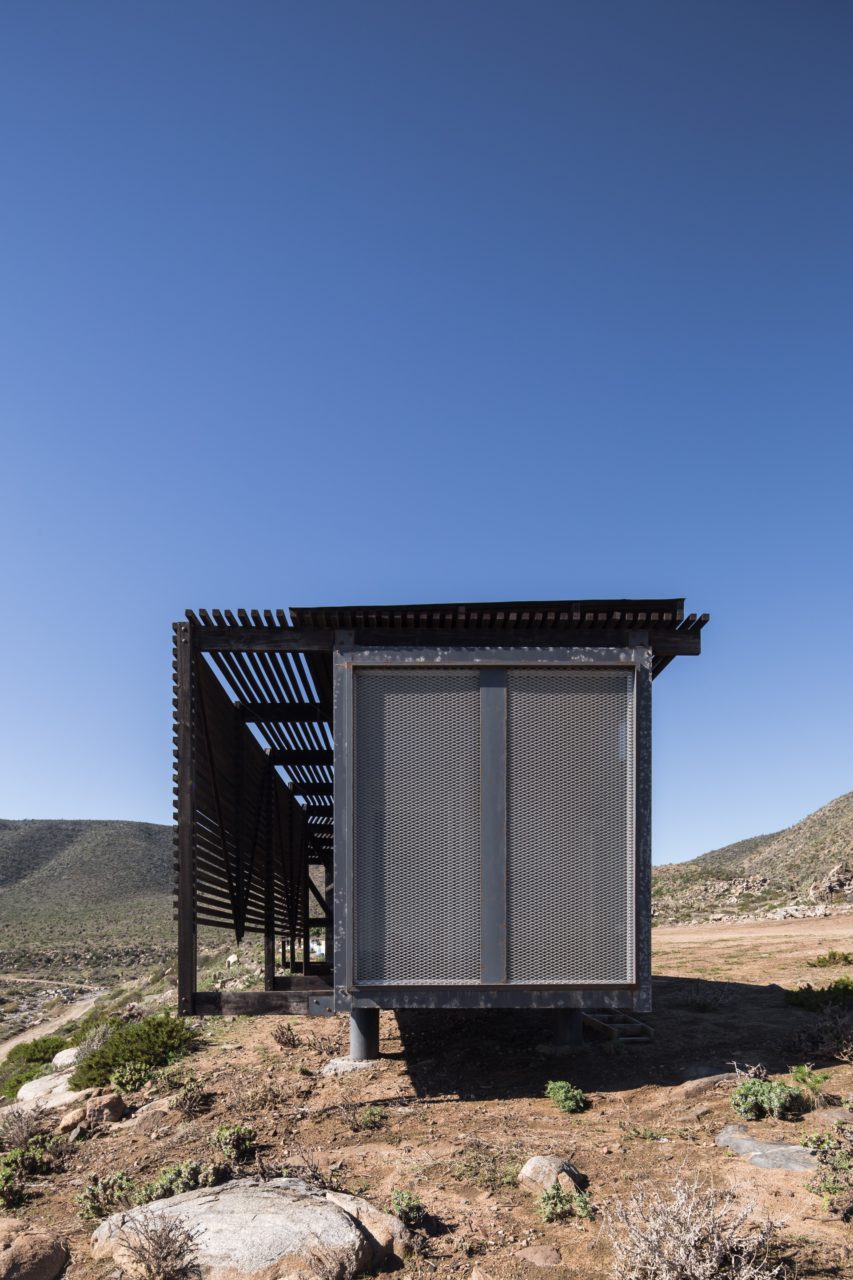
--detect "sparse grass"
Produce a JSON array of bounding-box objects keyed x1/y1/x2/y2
[
  {"x1": 545, "y1": 1080, "x2": 587, "y2": 1113},
  {"x1": 119, "y1": 1212, "x2": 201, "y2": 1280},
  {"x1": 606, "y1": 1176, "x2": 790, "y2": 1279},
  {"x1": 449, "y1": 1139, "x2": 522, "y2": 1190}
]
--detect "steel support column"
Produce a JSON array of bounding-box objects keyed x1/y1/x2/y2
[
  {"x1": 554, "y1": 1008, "x2": 584, "y2": 1046},
  {"x1": 349, "y1": 1007, "x2": 379, "y2": 1060}
]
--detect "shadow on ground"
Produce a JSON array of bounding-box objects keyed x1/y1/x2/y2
[{"x1": 392, "y1": 975, "x2": 832, "y2": 1100}]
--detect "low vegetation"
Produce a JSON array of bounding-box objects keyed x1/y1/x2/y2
[
  {"x1": 731, "y1": 1078, "x2": 803, "y2": 1121},
  {"x1": 606, "y1": 1177, "x2": 790, "y2": 1280},
  {"x1": 808, "y1": 949, "x2": 853, "y2": 968},
  {"x1": 0, "y1": 1033, "x2": 66, "y2": 1098},
  {"x1": 69, "y1": 1013, "x2": 196, "y2": 1090},
  {"x1": 389, "y1": 1189, "x2": 426, "y2": 1227},
  {"x1": 785, "y1": 976, "x2": 853, "y2": 1011},
  {"x1": 803, "y1": 1122, "x2": 853, "y2": 1222},
  {"x1": 789, "y1": 1063, "x2": 830, "y2": 1107},
  {"x1": 210, "y1": 1124, "x2": 256, "y2": 1164},
  {"x1": 545, "y1": 1079, "x2": 587, "y2": 1113},
  {"x1": 538, "y1": 1183, "x2": 592, "y2": 1222},
  {"x1": 119, "y1": 1212, "x2": 201, "y2": 1280}
]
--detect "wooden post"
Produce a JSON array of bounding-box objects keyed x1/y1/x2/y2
[{"x1": 175, "y1": 621, "x2": 197, "y2": 1015}]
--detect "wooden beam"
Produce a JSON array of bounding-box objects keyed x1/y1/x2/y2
[
  {"x1": 268, "y1": 748, "x2": 333, "y2": 766},
  {"x1": 291, "y1": 782, "x2": 334, "y2": 797},
  {"x1": 238, "y1": 703, "x2": 329, "y2": 724},
  {"x1": 196, "y1": 625, "x2": 701, "y2": 657},
  {"x1": 193, "y1": 989, "x2": 333, "y2": 1016}
]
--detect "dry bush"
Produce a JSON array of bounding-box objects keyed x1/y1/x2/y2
[
  {"x1": 271, "y1": 1022, "x2": 299, "y2": 1050},
  {"x1": 119, "y1": 1212, "x2": 201, "y2": 1280},
  {"x1": 169, "y1": 1079, "x2": 211, "y2": 1119},
  {"x1": 289, "y1": 1140, "x2": 336, "y2": 1190},
  {"x1": 606, "y1": 1176, "x2": 790, "y2": 1280},
  {"x1": 789, "y1": 1006, "x2": 853, "y2": 1064},
  {"x1": 0, "y1": 1103, "x2": 49, "y2": 1152}
]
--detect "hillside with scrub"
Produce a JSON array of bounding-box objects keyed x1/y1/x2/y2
[{"x1": 653, "y1": 792, "x2": 853, "y2": 924}]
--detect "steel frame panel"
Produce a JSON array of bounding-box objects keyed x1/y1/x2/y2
[{"x1": 333, "y1": 645, "x2": 653, "y2": 1013}]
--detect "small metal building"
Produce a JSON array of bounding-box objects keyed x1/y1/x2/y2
[{"x1": 172, "y1": 599, "x2": 707, "y2": 1057}]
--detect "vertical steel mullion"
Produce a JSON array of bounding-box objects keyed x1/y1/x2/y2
[
  {"x1": 634, "y1": 653, "x2": 653, "y2": 1006},
  {"x1": 333, "y1": 635, "x2": 354, "y2": 1007},
  {"x1": 480, "y1": 669, "x2": 507, "y2": 984},
  {"x1": 176, "y1": 622, "x2": 197, "y2": 1015}
]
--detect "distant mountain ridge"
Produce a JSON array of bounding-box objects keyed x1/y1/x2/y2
[
  {"x1": 0, "y1": 819, "x2": 173, "y2": 968},
  {"x1": 653, "y1": 792, "x2": 853, "y2": 924}
]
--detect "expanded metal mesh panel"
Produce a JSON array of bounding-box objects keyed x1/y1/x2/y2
[
  {"x1": 354, "y1": 668, "x2": 481, "y2": 984},
  {"x1": 507, "y1": 669, "x2": 635, "y2": 985}
]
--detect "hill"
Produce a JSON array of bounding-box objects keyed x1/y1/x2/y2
[
  {"x1": 0, "y1": 818, "x2": 173, "y2": 972},
  {"x1": 653, "y1": 791, "x2": 853, "y2": 923}
]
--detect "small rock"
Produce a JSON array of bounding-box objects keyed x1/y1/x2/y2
[
  {"x1": 516, "y1": 1245, "x2": 562, "y2": 1267},
  {"x1": 55, "y1": 1107, "x2": 87, "y2": 1134},
  {"x1": 673, "y1": 1072, "x2": 738, "y2": 1102},
  {"x1": 320, "y1": 1058, "x2": 376, "y2": 1076},
  {"x1": 715, "y1": 1124, "x2": 818, "y2": 1172},
  {"x1": 0, "y1": 1218, "x2": 68, "y2": 1280},
  {"x1": 86, "y1": 1093, "x2": 127, "y2": 1125},
  {"x1": 51, "y1": 1047, "x2": 79, "y2": 1070},
  {"x1": 518, "y1": 1155, "x2": 586, "y2": 1194}
]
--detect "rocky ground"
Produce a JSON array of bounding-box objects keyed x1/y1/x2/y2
[{"x1": 2, "y1": 916, "x2": 853, "y2": 1280}]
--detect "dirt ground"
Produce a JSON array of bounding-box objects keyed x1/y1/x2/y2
[{"x1": 9, "y1": 914, "x2": 853, "y2": 1280}]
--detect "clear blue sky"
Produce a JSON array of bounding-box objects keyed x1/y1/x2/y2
[{"x1": 1, "y1": 3, "x2": 851, "y2": 864}]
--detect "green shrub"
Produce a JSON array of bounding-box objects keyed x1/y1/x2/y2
[
  {"x1": 355, "y1": 1105, "x2": 385, "y2": 1131},
  {"x1": 70, "y1": 1015, "x2": 195, "y2": 1090},
  {"x1": 731, "y1": 1078, "x2": 803, "y2": 1120},
  {"x1": 809, "y1": 950, "x2": 853, "y2": 969},
  {"x1": 3, "y1": 1135, "x2": 70, "y2": 1177},
  {"x1": 78, "y1": 1172, "x2": 137, "y2": 1220},
  {"x1": 803, "y1": 1122, "x2": 853, "y2": 1220},
  {"x1": 110, "y1": 1060, "x2": 153, "y2": 1093},
  {"x1": 539, "y1": 1184, "x2": 592, "y2": 1222},
  {"x1": 545, "y1": 1080, "x2": 588, "y2": 1113},
  {"x1": 0, "y1": 1034, "x2": 70, "y2": 1100},
  {"x1": 790, "y1": 1063, "x2": 830, "y2": 1105},
  {"x1": 389, "y1": 1189, "x2": 425, "y2": 1227},
  {"x1": 138, "y1": 1160, "x2": 229, "y2": 1204},
  {"x1": 0, "y1": 1062, "x2": 47, "y2": 1101},
  {"x1": 211, "y1": 1124, "x2": 256, "y2": 1164},
  {"x1": 786, "y1": 978, "x2": 853, "y2": 1011},
  {"x1": 4, "y1": 1035, "x2": 67, "y2": 1067},
  {"x1": 0, "y1": 1161, "x2": 25, "y2": 1210}
]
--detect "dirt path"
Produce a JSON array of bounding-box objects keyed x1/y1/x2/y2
[{"x1": 0, "y1": 990, "x2": 102, "y2": 1063}]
